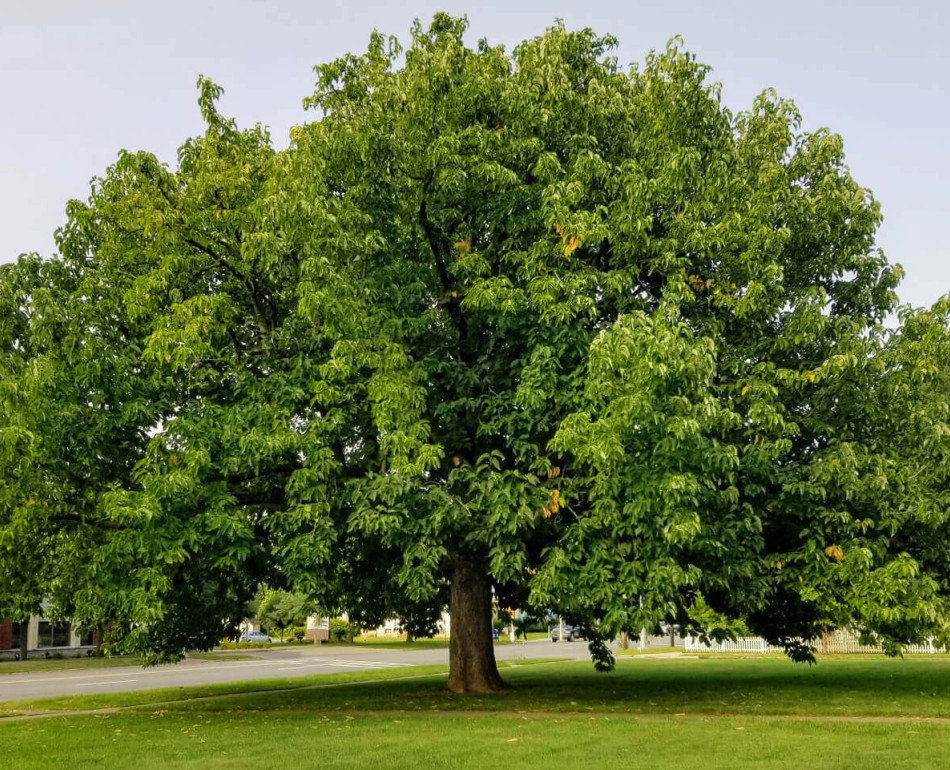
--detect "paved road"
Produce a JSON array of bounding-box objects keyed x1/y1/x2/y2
[{"x1": 0, "y1": 639, "x2": 599, "y2": 703}]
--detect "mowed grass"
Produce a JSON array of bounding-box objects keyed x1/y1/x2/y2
[
  {"x1": 323, "y1": 632, "x2": 546, "y2": 648},
  {"x1": 0, "y1": 663, "x2": 460, "y2": 716},
  {"x1": 7, "y1": 710, "x2": 949, "y2": 769},
  {"x1": 323, "y1": 630, "x2": 550, "y2": 649},
  {"x1": 322, "y1": 637, "x2": 450, "y2": 650},
  {"x1": 617, "y1": 645, "x2": 679, "y2": 655},
  {"x1": 0, "y1": 652, "x2": 257, "y2": 675},
  {"x1": 4, "y1": 657, "x2": 950, "y2": 768},
  {"x1": 0, "y1": 656, "x2": 147, "y2": 675}
]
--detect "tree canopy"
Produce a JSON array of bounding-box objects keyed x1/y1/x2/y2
[
  {"x1": 2, "y1": 15, "x2": 949, "y2": 691},
  {"x1": 255, "y1": 588, "x2": 313, "y2": 640}
]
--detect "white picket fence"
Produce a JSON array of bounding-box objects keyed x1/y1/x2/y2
[
  {"x1": 684, "y1": 636, "x2": 770, "y2": 653},
  {"x1": 683, "y1": 631, "x2": 947, "y2": 655}
]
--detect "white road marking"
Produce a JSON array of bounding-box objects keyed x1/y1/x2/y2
[{"x1": 77, "y1": 679, "x2": 138, "y2": 686}]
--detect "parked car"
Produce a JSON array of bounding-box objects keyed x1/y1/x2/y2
[
  {"x1": 240, "y1": 631, "x2": 273, "y2": 643},
  {"x1": 550, "y1": 625, "x2": 582, "y2": 642}
]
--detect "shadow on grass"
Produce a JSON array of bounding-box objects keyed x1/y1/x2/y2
[{"x1": 158, "y1": 656, "x2": 950, "y2": 719}]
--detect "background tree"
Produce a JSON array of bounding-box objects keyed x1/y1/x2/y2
[
  {"x1": 1, "y1": 15, "x2": 948, "y2": 692},
  {"x1": 256, "y1": 589, "x2": 313, "y2": 641},
  {"x1": 338, "y1": 543, "x2": 449, "y2": 642},
  {"x1": 0, "y1": 255, "x2": 123, "y2": 660}
]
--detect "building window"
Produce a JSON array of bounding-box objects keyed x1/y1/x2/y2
[
  {"x1": 37, "y1": 621, "x2": 72, "y2": 648},
  {"x1": 79, "y1": 629, "x2": 95, "y2": 646}
]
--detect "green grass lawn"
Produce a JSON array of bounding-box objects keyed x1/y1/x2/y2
[
  {"x1": 617, "y1": 645, "x2": 680, "y2": 655},
  {"x1": 0, "y1": 652, "x2": 256, "y2": 675},
  {"x1": 320, "y1": 631, "x2": 549, "y2": 649},
  {"x1": 0, "y1": 656, "x2": 146, "y2": 675},
  {"x1": 4, "y1": 657, "x2": 950, "y2": 768},
  {"x1": 324, "y1": 629, "x2": 556, "y2": 648},
  {"x1": 322, "y1": 637, "x2": 450, "y2": 650},
  {"x1": 503, "y1": 630, "x2": 550, "y2": 641}
]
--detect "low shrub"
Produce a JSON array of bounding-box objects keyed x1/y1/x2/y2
[{"x1": 329, "y1": 618, "x2": 360, "y2": 642}]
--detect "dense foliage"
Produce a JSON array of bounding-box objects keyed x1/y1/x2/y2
[
  {"x1": 2, "y1": 16, "x2": 948, "y2": 687},
  {"x1": 255, "y1": 589, "x2": 313, "y2": 640}
]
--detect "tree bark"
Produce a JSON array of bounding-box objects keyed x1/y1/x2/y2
[
  {"x1": 18, "y1": 618, "x2": 29, "y2": 662},
  {"x1": 446, "y1": 554, "x2": 505, "y2": 693}
]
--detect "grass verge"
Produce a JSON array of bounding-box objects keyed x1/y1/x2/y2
[
  {"x1": 3, "y1": 657, "x2": 950, "y2": 768},
  {"x1": 0, "y1": 653, "x2": 257, "y2": 675},
  {"x1": 0, "y1": 659, "x2": 561, "y2": 716},
  {"x1": 320, "y1": 638, "x2": 450, "y2": 650},
  {"x1": 617, "y1": 646, "x2": 679, "y2": 656},
  {"x1": 321, "y1": 631, "x2": 549, "y2": 649}
]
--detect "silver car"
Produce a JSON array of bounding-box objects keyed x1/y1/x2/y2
[{"x1": 550, "y1": 625, "x2": 582, "y2": 642}]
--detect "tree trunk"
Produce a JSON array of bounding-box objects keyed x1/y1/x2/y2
[
  {"x1": 19, "y1": 618, "x2": 29, "y2": 662},
  {"x1": 406, "y1": 631, "x2": 414, "y2": 643},
  {"x1": 446, "y1": 554, "x2": 504, "y2": 693}
]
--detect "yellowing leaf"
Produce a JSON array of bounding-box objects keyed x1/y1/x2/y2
[
  {"x1": 741, "y1": 384, "x2": 750, "y2": 397},
  {"x1": 825, "y1": 545, "x2": 843, "y2": 561}
]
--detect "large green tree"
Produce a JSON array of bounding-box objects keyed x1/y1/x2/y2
[
  {"x1": 256, "y1": 589, "x2": 313, "y2": 640},
  {"x1": 2, "y1": 16, "x2": 949, "y2": 691}
]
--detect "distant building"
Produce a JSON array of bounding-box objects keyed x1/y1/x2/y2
[
  {"x1": 0, "y1": 616, "x2": 97, "y2": 659},
  {"x1": 304, "y1": 615, "x2": 331, "y2": 642},
  {"x1": 362, "y1": 612, "x2": 451, "y2": 638},
  {"x1": 309, "y1": 611, "x2": 451, "y2": 640}
]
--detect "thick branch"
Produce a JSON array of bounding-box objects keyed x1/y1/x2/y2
[
  {"x1": 419, "y1": 197, "x2": 453, "y2": 297},
  {"x1": 183, "y1": 236, "x2": 272, "y2": 332},
  {"x1": 418, "y1": 190, "x2": 469, "y2": 352}
]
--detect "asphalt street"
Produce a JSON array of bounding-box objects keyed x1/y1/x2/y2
[{"x1": 0, "y1": 639, "x2": 600, "y2": 703}]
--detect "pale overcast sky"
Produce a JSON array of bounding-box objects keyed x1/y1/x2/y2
[{"x1": 1, "y1": 0, "x2": 947, "y2": 308}]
